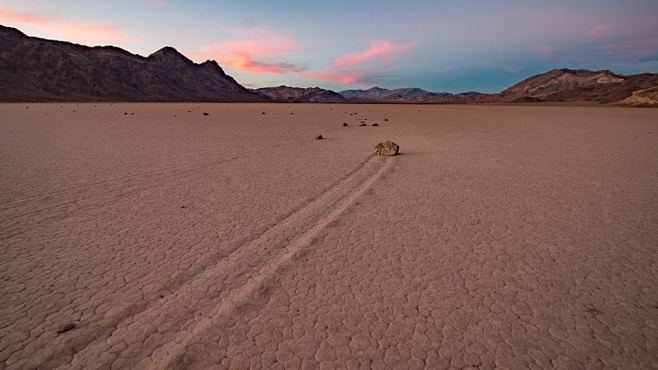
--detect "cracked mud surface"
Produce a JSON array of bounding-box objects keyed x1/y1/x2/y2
[{"x1": 1, "y1": 103, "x2": 657, "y2": 369}]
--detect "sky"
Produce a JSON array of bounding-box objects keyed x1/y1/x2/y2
[{"x1": 1, "y1": 0, "x2": 657, "y2": 93}]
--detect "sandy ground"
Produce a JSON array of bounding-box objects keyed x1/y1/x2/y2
[{"x1": 1, "y1": 103, "x2": 657, "y2": 369}]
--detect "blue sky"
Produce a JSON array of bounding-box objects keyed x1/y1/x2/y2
[{"x1": 1, "y1": 0, "x2": 657, "y2": 92}]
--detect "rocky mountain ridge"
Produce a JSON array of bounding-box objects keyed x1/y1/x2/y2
[{"x1": 0, "y1": 25, "x2": 265, "y2": 102}]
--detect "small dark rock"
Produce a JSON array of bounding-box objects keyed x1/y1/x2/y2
[
  {"x1": 372, "y1": 123, "x2": 379, "y2": 127},
  {"x1": 342, "y1": 122, "x2": 348, "y2": 127},
  {"x1": 359, "y1": 123, "x2": 367, "y2": 127},
  {"x1": 261, "y1": 112, "x2": 266, "y2": 115},
  {"x1": 57, "y1": 323, "x2": 77, "y2": 334},
  {"x1": 203, "y1": 112, "x2": 209, "y2": 116},
  {"x1": 384, "y1": 118, "x2": 389, "y2": 121},
  {"x1": 316, "y1": 135, "x2": 324, "y2": 140}
]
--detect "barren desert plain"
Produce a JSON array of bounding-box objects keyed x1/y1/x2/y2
[{"x1": 1, "y1": 103, "x2": 657, "y2": 369}]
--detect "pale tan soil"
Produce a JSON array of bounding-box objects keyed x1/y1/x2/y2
[{"x1": 1, "y1": 103, "x2": 657, "y2": 369}]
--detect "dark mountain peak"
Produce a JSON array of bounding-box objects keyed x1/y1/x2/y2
[
  {"x1": 149, "y1": 46, "x2": 182, "y2": 56},
  {"x1": 199, "y1": 59, "x2": 227, "y2": 75},
  {"x1": 148, "y1": 46, "x2": 192, "y2": 66},
  {"x1": 0, "y1": 24, "x2": 26, "y2": 36}
]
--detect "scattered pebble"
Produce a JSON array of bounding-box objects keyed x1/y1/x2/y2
[
  {"x1": 343, "y1": 122, "x2": 349, "y2": 127},
  {"x1": 203, "y1": 113, "x2": 209, "y2": 116},
  {"x1": 316, "y1": 135, "x2": 324, "y2": 140},
  {"x1": 372, "y1": 123, "x2": 379, "y2": 127}
]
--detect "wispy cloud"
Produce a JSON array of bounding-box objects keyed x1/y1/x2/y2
[
  {"x1": 584, "y1": 24, "x2": 624, "y2": 40},
  {"x1": 332, "y1": 41, "x2": 403, "y2": 68},
  {"x1": 532, "y1": 44, "x2": 564, "y2": 62},
  {"x1": 300, "y1": 70, "x2": 368, "y2": 85},
  {"x1": 306, "y1": 40, "x2": 414, "y2": 85},
  {"x1": 189, "y1": 28, "x2": 303, "y2": 74},
  {"x1": 0, "y1": 5, "x2": 141, "y2": 45}
]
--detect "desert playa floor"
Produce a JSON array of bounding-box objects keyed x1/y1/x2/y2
[{"x1": 1, "y1": 103, "x2": 657, "y2": 369}]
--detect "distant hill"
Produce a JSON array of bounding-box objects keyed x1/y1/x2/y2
[
  {"x1": 339, "y1": 87, "x2": 489, "y2": 103},
  {"x1": 0, "y1": 25, "x2": 265, "y2": 102},
  {"x1": 500, "y1": 68, "x2": 658, "y2": 104},
  {"x1": 253, "y1": 86, "x2": 347, "y2": 102},
  {"x1": 339, "y1": 87, "x2": 453, "y2": 102}
]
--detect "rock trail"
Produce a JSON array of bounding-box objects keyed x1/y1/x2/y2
[{"x1": 56, "y1": 155, "x2": 393, "y2": 369}]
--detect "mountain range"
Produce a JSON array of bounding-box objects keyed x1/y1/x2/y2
[
  {"x1": 0, "y1": 25, "x2": 263, "y2": 102},
  {"x1": 1, "y1": 25, "x2": 656, "y2": 106}
]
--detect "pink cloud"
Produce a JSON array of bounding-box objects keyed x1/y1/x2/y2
[
  {"x1": 0, "y1": 6, "x2": 140, "y2": 45},
  {"x1": 309, "y1": 41, "x2": 413, "y2": 85},
  {"x1": 333, "y1": 41, "x2": 400, "y2": 68},
  {"x1": 300, "y1": 70, "x2": 367, "y2": 85},
  {"x1": 189, "y1": 28, "x2": 302, "y2": 74},
  {"x1": 532, "y1": 44, "x2": 563, "y2": 61},
  {"x1": 585, "y1": 25, "x2": 624, "y2": 40}
]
